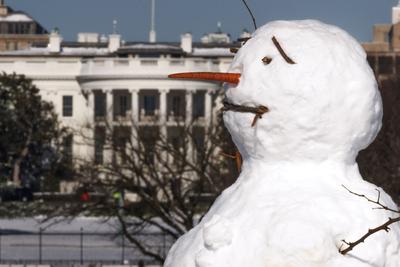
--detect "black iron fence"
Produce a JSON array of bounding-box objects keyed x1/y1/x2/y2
[{"x1": 0, "y1": 228, "x2": 173, "y2": 265}]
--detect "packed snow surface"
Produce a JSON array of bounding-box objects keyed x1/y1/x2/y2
[{"x1": 164, "y1": 20, "x2": 400, "y2": 267}]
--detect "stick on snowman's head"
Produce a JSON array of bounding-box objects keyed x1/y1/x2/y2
[{"x1": 169, "y1": 20, "x2": 383, "y2": 164}]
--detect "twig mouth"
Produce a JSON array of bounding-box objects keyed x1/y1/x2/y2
[{"x1": 222, "y1": 101, "x2": 269, "y2": 127}]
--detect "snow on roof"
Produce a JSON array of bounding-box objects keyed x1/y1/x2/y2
[
  {"x1": 192, "y1": 47, "x2": 232, "y2": 57},
  {"x1": 0, "y1": 46, "x2": 109, "y2": 56},
  {"x1": 62, "y1": 47, "x2": 109, "y2": 56},
  {"x1": 0, "y1": 13, "x2": 33, "y2": 22},
  {"x1": 0, "y1": 47, "x2": 48, "y2": 55},
  {"x1": 122, "y1": 43, "x2": 180, "y2": 50}
]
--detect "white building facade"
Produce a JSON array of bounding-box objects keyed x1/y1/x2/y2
[{"x1": 0, "y1": 30, "x2": 238, "y2": 172}]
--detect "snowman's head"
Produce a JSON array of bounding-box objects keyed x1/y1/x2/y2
[{"x1": 171, "y1": 20, "x2": 382, "y2": 164}]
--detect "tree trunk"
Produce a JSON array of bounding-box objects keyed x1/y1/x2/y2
[{"x1": 12, "y1": 132, "x2": 32, "y2": 187}]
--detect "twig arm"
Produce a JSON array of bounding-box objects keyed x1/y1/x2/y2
[{"x1": 339, "y1": 216, "x2": 400, "y2": 255}]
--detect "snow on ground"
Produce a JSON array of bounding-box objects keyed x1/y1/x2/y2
[{"x1": 0, "y1": 217, "x2": 172, "y2": 264}]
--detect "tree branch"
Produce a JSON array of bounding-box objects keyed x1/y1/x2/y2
[
  {"x1": 340, "y1": 185, "x2": 400, "y2": 255},
  {"x1": 339, "y1": 216, "x2": 400, "y2": 255}
]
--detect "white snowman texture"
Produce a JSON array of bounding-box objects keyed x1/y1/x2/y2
[{"x1": 164, "y1": 20, "x2": 400, "y2": 267}]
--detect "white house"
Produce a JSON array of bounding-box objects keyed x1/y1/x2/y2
[{"x1": 0, "y1": 26, "x2": 241, "y2": 171}]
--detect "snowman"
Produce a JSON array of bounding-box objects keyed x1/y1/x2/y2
[{"x1": 165, "y1": 20, "x2": 400, "y2": 267}]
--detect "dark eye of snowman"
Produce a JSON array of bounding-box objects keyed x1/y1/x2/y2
[{"x1": 262, "y1": 56, "x2": 272, "y2": 64}]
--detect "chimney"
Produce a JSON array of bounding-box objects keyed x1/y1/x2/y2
[
  {"x1": 49, "y1": 29, "x2": 62, "y2": 53},
  {"x1": 149, "y1": 0, "x2": 156, "y2": 43},
  {"x1": 0, "y1": 0, "x2": 8, "y2": 16},
  {"x1": 181, "y1": 33, "x2": 192, "y2": 53},
  {"x1": 108, "y1": 34, "x2": 121, "y2": 53},
  {"x1": 393, "y1": 1, "x2": 400, "y2": 24}
]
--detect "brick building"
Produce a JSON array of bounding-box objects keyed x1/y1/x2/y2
[{"x1": 0, "y1": 0, "x2": 48, "y2": 51}]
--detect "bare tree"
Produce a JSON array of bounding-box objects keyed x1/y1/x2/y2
[
  {"x1": 37, "y1": 113, "x2": 239, "y2": 263},
  {"x1": 358, "y1": 76, "x2": 400, "y2": 205}
]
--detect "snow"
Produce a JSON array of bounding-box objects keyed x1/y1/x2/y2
[
  {"x1": 164, "y1": 20, "x2": 400, "y2": 267},
  {"x1": 0, "y1": 47, "x2": 109, "y2": 56},
  {"x1": 0, "y1": 217, "x2": 171, "y2": 263},
  {"x1": 122, "y1": 44, "x2": 181, "y2": 50},
  {"x1": 192, "y1": 48, "x2": 232, "y2": 57},
  {"x1": 0, "y1": 13, "x2": 33, "y2": 22},
  {"x1": 62, "y1": 47, "x2": 109, "y2": 56}
]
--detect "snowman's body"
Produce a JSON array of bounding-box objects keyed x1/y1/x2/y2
[{"x1": 164, "y1": 20, "x2": 400, "y2": 267}]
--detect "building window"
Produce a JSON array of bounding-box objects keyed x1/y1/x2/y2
[
  {"x1": 94, "y1": 127, "x2": 106, "y2": 164},
  {"x1": 62, "y1": 134, "x2": 73, "y2": 164},
  {"x1": 172, "y1": 96, "x2": 181, "y2": 115},
  {"x1": 114, "y1": 93, "x2": 130, "y2": 118},
  {"x1": 378, "y1": 56, "x2": 393, "y2": 75},
  {"x1": 167, "y1": 90, "x2": 185, "y2": 121},
  {"x1": 167, "y1": 126, "x2": 185, "y2": 163},
  {"x1": 193, "y1": 126, "x2": 205, "y2": 162},
  {"x1": 144, "y1": 95, "x2": 156, "y2": 116},
  {"x1": 139, "y1": 90, "x2": 159, "y2": 121},
  {"x1": 367, "y1": 56, "x2": 376, "y2": 70},
  {"x1": 395, "y1": 56, "x2": 400, "y2": 74},
  {"x1": 113, "y1": 126, "x2": 131, "y2": 165},
  {"x1": 139, "y1": 126, "x2": 159, "y2": 164},
  {"x1": 193, "y1": 91, "x2": 205, "y2": 118},
  {"x1": 62, "y1": 95, "x2": 73, "y2": 117},
  {"x1": 94, "y1": 92, "x2": 106, "y2": 118}
]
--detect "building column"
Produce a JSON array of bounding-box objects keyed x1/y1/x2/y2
[
  {"x1": 159, "y1": 88, "x2": 168, "y2": 124},
  {"x1": 130, "y1": 89, "x2": 139, "y2": 124},
  {"x1": 185, "y1": 90, "x2": 194, "y2": 162},
  {"x1": 103, "y1": 89, "x2": 113, "y2": 164},
  {"x1": 205, "y1": 89, "x2": 213, "y2": 126},
  {"x1": 87, "y1": 91, "x2": 95, "y2": 121},
  {"x1": 185, "y1": 90, "x2": 193, "y2": 125},
  {"x1": 86, "y1": 91, "x2": 95, "y2": 160},
  {"x1": 130, "y1": 88, "x2": 139, "y2": 150},
  {"x1": 104, "y1": 89, "x2": 113, "y2": 125}
]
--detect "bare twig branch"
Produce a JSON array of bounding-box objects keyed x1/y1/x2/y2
[
  {"x1": 222, "y1": 101, "x2": 269, "y2": 127},
  {"x1": 342, "y1": 185, "x2": 400, "y2": 213},
  {"x1": 340, "y1": 185, "x2": 400, "y2": 255},
  {"x1": 240, "y1": 0, "x2": 257, "y2": 30},
  {"x1": 230, "y1": 48, "x2": 239, "y2": 54},
  {"x1": 238, "y1": 37, "x2": 251, "y2": 44},
  {"x1": 272, "y1": 36, "x2": 296, "y2": 64},
  {"x1": 339, "y1": 216, "x2": 400, "y2": 255},
  {"x1": 220, "y1": 151, "x2": 242, "y2": 172}
]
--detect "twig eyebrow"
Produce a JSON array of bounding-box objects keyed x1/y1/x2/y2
[{"x1": 271, "y1": 36, "x2": 296, "y2": 64}]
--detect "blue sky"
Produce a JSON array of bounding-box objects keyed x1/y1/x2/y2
[{"x1": 8, "y1": 0, "x2": 399, "y2": 42}]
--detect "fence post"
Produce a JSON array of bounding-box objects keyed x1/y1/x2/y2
[
  {"x1": 121, "y1": 232, "x2": 125, "y2": 264},
  {"x1": 163, "y1": 233, "x2": 166, "y2": 258},
  {"x1": 80, "y1": 227, "x2": 83, "y2": 265},
  {"x1": 0, "y1": 229, "x2": 2, "y2": 262},
  {"x1": 39, "y1": 227, "x2": 42, "y2": 264}
]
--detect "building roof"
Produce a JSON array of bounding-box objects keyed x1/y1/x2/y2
[
  {"x1": 117, "y1": 42, "x2": 184, "y2": 56},
  {"x1": 0, "y1": 40, "x2": 239, "y2": 58},
  {"x1": 0, "y1": 6, "x2": 48, "y2": 34}
]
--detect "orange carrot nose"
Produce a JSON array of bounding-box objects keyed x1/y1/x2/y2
[{"x1": 168, "y1": 72, "x2": 241, "y2": 85}]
